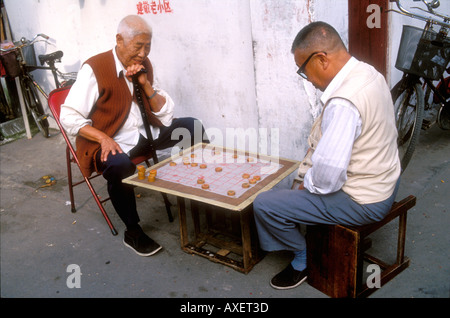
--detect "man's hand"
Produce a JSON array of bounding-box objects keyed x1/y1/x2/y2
[
  {"x1": 79, "y1": 125, "x2": 124, "y2": 162},
  {"x1": 125, "y1": 64, "x2": 148, "y2": 87},
  {"x1": 125, "y1": 63, "x2": 166, "y2": 113},
  {"x1": 98, "y1": 136, "x2": 124, "y2": 162}
]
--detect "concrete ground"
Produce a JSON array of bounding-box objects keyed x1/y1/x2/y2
[{"x1": 1, "y1": 124, "x2": 449, "y2": 301}]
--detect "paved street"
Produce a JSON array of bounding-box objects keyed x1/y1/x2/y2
[{"x1": 1, "y1": 124, "x2": 449, "y2": 301}]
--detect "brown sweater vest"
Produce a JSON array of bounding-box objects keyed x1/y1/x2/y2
[{"x1": 76, "y1": 50, "x2": 163, "y2": 177}]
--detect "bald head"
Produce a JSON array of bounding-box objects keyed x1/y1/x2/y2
[
  {"x1": 291, "y1": 21, "x2": 347, "y2": 55},
  {"x1": 117, "y1": 15, "x2": 153, "y2": 43},
  {"x1": 291, "y1": 22, "x2": 351, "y2": 91}
]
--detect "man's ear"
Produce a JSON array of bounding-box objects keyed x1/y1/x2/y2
[
  {"x1": 116, "y1": 34, "x2": 124, "y2": 46},
  {"x1": 317, "y1": 53, "x2": 329, "y2": 71}
]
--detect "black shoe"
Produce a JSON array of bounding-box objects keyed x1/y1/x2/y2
[
  {"x1": 123, "y1": 229, "x2": 162, "y2": 257},
  {"x1": 270, "y1": 264, "x2": 307, "y2": 290}
]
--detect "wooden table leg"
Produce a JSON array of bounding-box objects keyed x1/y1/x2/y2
[
  {"x1": 240, "y1": 207, "x2": 255, "y2": 273},
  {"x1": 178, "y1": 197, "x2": 188, "y2": 247},
  {"x1": 177, "y1": 199, "x2": 263, "y2": 274},
  {"x1": 191, "y1": 200, "x2": 201, "y2": 239}
]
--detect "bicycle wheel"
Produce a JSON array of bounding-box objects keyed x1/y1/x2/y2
[
  {"x1": 391, "y1": 78, "x2": 425, "y2": 171},
  {"x1": 436, "y1": 78, "x2": 450, "y2": 130},
  {"x1": 437, "y1": 101, "x2": 450, "y2": 130},
  {"x1": 21, "y1": 77, "x2": 50, "y2": 138}
]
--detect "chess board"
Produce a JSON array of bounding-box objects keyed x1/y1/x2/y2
[{"x1": 124, "y1": 143, "x2": 299, "y2": 211}]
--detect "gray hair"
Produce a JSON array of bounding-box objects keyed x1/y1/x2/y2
[
  {"x1": 291, "y1": 21, "x2": 346, "y2": 54},
  {"x1": 117, "y1": 15, "x2": 153, "y2": 42}
]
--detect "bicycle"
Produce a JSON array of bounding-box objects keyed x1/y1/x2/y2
[
  {"x1": 389, "y1": 0, "x2": 450, "y2": 171},
  {"x1": 0, "y1": 33, "x2": 77, "y2": 138}
]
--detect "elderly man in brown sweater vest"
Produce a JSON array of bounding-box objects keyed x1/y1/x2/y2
[{"x1": 61, "y1": 15, "x2": 208, "y2": 256}]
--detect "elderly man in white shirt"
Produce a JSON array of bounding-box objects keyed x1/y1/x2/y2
[
  {"x1": 253, "y1": 22, "x2": 400, "y2": 290},
  {"x1": 62, "y1": 44, "x2": 175, "y2": 154},
  {"x1": 61, "y1": 15, "x2": 208, "y2": 257}
]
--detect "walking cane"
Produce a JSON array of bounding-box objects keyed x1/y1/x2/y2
[{"x1": 132, "y1": 70, "x2": 174, "y2": 222}]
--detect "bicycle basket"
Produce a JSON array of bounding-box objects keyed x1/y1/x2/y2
[
  {"x1": 0, "y1": 50, "x2": 21, "y2": 78},
  {"x1": 16, "y1": 41, "x2": 37, "y2": 67},
  {"x1": 396, "y1": 25, "x2": 450, "y2": 80}
]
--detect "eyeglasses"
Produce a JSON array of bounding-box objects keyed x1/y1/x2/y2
[{"x1": 297, "y1": 51, "x2": 327, "y2": 79}]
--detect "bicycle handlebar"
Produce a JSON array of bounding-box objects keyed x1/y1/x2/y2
[
  {"x1": 0, "y1": 33, "x2": 51, "y2": 53},
  {"x1": 389, "y1": 0, "x2": 450, "y2": 28}
]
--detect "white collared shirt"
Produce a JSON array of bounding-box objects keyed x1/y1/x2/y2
[
  {"x1": 60, "y1": 48, "x2": 174, "y2": 154},
  {"x1": 303, "y1": 57, "x2": 362, "y2": 194}
]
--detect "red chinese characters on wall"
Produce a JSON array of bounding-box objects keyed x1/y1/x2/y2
[{"x1": 137, "y1": 0, "x2": 173, "y2": 15}]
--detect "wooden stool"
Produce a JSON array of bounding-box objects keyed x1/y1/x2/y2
[{"x1": 306, "y1": 195, "x2": 416, "y2": 298}]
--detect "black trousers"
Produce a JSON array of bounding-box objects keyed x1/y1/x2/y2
[{"x1": 95, "y1": 117, "x2": 208, "y2": 228}]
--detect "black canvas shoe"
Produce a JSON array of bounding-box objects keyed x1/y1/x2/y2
[
  {"x1": 123, "y1": 230, "x2": 162, "y2": 257},
  {"x1": 270, "y1": 264, "x2": 307, "y2": 290}
]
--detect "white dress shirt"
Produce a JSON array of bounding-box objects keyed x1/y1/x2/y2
[
  {"x1": 60, "y1": 48, "x2": 174, "y2": 155},
  {"x1": 304, "y1": 57, "x2": 362, "y2": 194}
]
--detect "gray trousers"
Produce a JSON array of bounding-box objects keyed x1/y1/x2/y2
[{"x1": 253, "y1": 178, "x2": 400, "y2": 252}]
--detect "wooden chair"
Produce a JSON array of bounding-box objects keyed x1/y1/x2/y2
[
  {"x1": 306, "y1": 195, "x2": 416, "y2": 298},
  {"x1": 292, "y1": 178, "x2": 416, "y2": 297},
  {"x1": 47, "y1": 86, "x2": 173, "y2": 236}
]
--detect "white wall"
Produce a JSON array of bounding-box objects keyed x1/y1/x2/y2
[
  {"x1": 251, "y1": 0, "x2": 312, "y2": 159},
  {"x1": 3, "y1": 0, "x2": 322, "y2": 162},
  {"x1": 249, "y1": 0, "x2": 349, "y2": 160},
  {"x1": 9, "y1": 0, "x2": 416, "y2": 165}
]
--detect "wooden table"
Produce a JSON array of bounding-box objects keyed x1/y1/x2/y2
[{"x1": 124, "y1": 143, "x2": 299, "y2": 273}]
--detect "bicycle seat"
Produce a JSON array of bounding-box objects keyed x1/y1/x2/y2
[{"x1": 38, "y1": 51, "x2": 63, "y2": 66}]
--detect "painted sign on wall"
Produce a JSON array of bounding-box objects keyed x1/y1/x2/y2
[{"x1": 136, "y1": 0, "x2": 173, "y2": 15}]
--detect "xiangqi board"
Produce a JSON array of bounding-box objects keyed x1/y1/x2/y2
[{"x1": 124, "y1": 143, "x2": 300, "y2": 211}]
